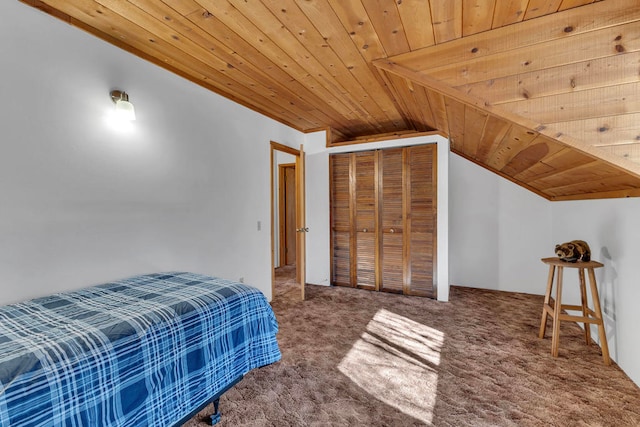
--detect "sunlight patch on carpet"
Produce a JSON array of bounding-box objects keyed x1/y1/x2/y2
[{"x1": 338, "y1": 309, "x2": 444, "y2": 424}]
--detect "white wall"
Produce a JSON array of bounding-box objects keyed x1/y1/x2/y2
[
  {"x1": 449, "y1": 153, "x2": 551, "y2": 293},
  {"x1": 0, "y1": 1, "x2": 303, "y2": 304},
  {"x1": 449, "y1": 152, "x2": 640, "y2": 387},
  {"x1": 552, "y1": 197, "x2": 640, "y2": 386},
  {"x1": 304, "y1": 133, "x2": 450, "y2": 301}
]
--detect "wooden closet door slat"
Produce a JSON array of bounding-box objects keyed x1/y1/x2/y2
[
  {"x1": 355, "y1": 151, "x2": 377, "y2": 290},
  {"x1": 330, "y1": 153, "x2": 352, "y2": 287}
]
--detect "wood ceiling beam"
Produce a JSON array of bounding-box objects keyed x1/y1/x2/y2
[
  {"x1": 327, "y1": 130, "x2": 442, "y2": 148},
  {"x1": 549, "y1": 187, "x2": 640, "y2": 201}
]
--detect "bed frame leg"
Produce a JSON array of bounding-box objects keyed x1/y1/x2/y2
[{"x1": 209, "y1": 398, "x2": 222, "y2": 425}]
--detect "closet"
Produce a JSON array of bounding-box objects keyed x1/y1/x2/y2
[{"x1": 330, "y1": 144, "x2": 437, "y2": 298}]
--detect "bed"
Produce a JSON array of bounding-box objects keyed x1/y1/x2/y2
[{"x1": 0, "y1": 272, "x2": 281, "y2": 426}]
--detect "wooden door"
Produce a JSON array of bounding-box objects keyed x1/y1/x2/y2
[
  {"x1": 330, "y1": 153, "x2": 352, "y2": 287},
  {"x1": 379, "y1": 148, "x2": 404, "y2": 293},
  {"x1": 329, "y1": 144, "x2": 436, "y2": 298},
  {"x1": 278, "y1": 164, "x2": 296, "y2": 266},
  {"x1": 354, "y1": 151, "x2": 377, "y2": 290},
  {"x1": 406, "y1": 144, "x2": 437, "y2": 297}
]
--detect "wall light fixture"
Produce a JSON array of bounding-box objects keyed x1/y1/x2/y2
[{"x1": 110, "y1": 90, "x2": 136, "y2": 121}]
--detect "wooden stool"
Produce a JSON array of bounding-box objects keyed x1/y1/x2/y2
[{"x1": 539, "y1": 257, "x2": 611, "y2": 365}]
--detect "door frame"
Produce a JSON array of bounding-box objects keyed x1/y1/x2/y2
[{"x1": 270, "y1": 141, "x2": 305, "y2": 300}]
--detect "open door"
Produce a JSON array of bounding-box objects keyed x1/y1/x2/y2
[
  {"x1": 296, "y1": 144, "x2": 306, "y2": 300},
  {"x1": 270, "y1": 141, "x2": 306, "y2": 301}
]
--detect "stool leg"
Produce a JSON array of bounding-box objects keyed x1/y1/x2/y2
[
  {"x1": 551, "y1": 266, "x2": 563, "y2": 357},
  {"x1": 587, "y1": 267, "x2": 611, "y2": 365},
  {"x1": 578, "y1": 268, "x2": 591, "y2": 345},
  {"x1": 539, "y1": 265, "x2": 555, "y2": 339}
]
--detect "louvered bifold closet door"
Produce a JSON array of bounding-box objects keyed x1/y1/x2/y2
[
  {"x1": 330, "y1": 144, "x2": 436, "y2": 298},
  {"x1": 379, "y1": 148, "x2": 404, "y2": 293},
  {"x1": 330, "y1": 153, "x2": 352, "y2": 287},
  {"x1": 354, "y1": 151, "x2": 377, "y2": 290},
  {"x1": 406, "y1": 144, "x2": 437, "y2": 298}
]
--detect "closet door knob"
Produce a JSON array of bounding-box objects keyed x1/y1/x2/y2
[
  {"x1": 390, "y1": 228, "x2": 395, "y2": 233},
  {"x1": 362, "y1": 228, "x2": 368, "y2": 233}
]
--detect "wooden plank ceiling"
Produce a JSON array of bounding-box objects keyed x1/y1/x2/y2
[{"x1": 22, "y1": 0, "x2": 640, "y2": 200}]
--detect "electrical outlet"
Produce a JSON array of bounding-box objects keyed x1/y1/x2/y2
[
  {"x1": 238, "y1": 277, "x2": 244, "y2": 283},
  {"x1": 257, "y1": 221, "x2": 261, "y2": 231}
]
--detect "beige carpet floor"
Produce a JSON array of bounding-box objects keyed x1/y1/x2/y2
[{"x1": 183, "y1": 266, "x2": 640, "y2": 426}]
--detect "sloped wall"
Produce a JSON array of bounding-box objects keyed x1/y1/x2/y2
[{"x1": 449, "y1": 153, "x2": 551, "y2": 293}]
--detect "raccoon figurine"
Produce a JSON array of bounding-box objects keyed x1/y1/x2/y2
[{"x1": 555, "y1": 240, "x2": 591, "y2": 263}]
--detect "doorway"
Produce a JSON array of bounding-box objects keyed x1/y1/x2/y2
[
  {"x1": 270, "y1": 141, "x2": 306, "y2": 301},
  {"x1": 278, "y1": 163, "x2": 296, "y2": 267}
]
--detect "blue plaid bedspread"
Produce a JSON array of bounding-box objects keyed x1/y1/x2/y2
[{"x1": 0, "y1": 272, "x2": 281, "y2": 426}]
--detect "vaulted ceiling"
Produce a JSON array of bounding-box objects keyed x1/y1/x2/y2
[{"x1": 22, "y1": 0, "x2": 640, "y2": 200}]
